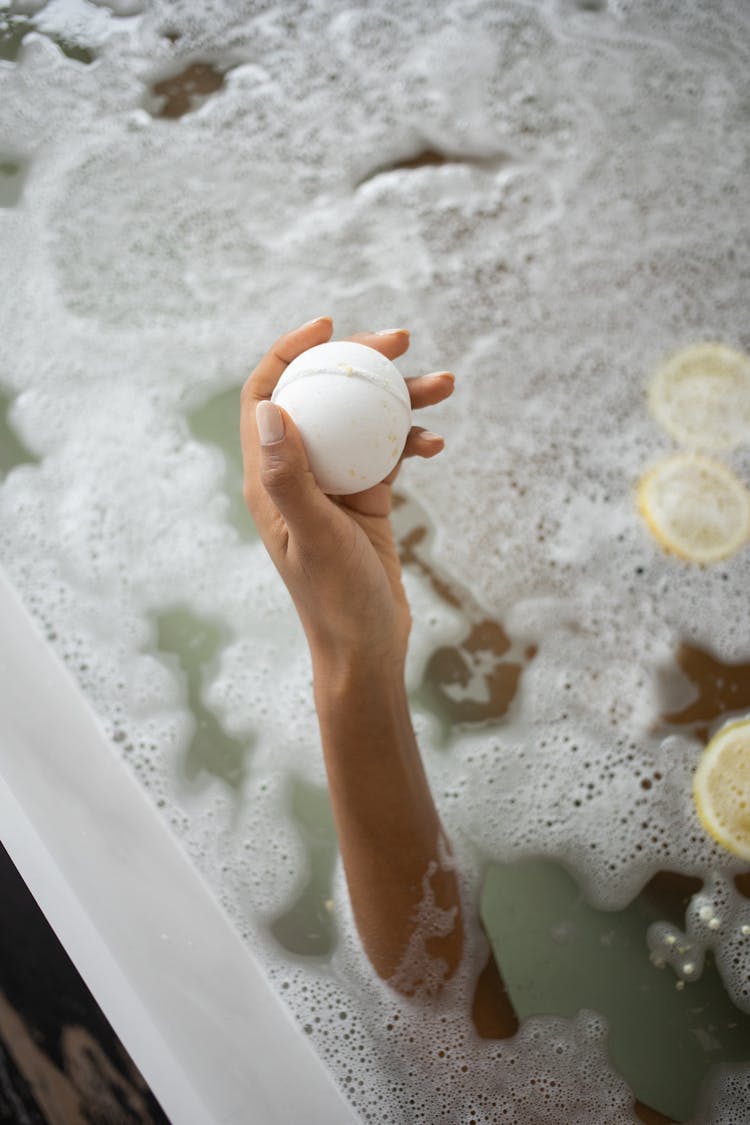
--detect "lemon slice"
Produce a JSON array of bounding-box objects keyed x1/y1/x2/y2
[
  {"x1": 693, "y1": 717, "x2": 750, "y2": 860},
  {"x1": 648, "y1": 342, "x2": 750, "y2": 450},
  {"x1": 637, "y1": 454, "x2": 750, "y2": 563}
]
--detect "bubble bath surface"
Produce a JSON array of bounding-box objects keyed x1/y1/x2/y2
[{"x1": 2, "y1": 0, "x2": 750, "y2": 1120}]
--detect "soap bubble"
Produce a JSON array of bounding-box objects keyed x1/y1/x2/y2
[{"x1": 1, "y1": 0, "x2": 750, "y2": 1120}]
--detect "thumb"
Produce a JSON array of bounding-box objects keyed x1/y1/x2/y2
[{"x1": 255, "y1": 400, "x2": 333, "y2": 537}]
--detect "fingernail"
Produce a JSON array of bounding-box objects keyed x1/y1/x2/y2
[
  {"x1": 421, "y1": 431, "x2": 443, "y2": 443},
  {"x1": 301, "y1": 316, "x2": 332, "y2": 328},
  {"x1": 256, "y1": 400, "x2": 285, "y2": 445},
  {"x1": 376, "y1": 328, "x2": 409, "y2": 336}
]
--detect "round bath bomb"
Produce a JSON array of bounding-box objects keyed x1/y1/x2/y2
[{"x1": 271, "y1": 341, "x2": 412, "y2": 494}]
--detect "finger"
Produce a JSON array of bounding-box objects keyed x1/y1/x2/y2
[
  {"x1": 338, "y1": 481, "x2": 393, "y2": 518},
  {"x1": 375, "y1": 427, "x2": 443, "y2": 488},
  {"x1": 402, "y1": 426, "x2": 445, "y2": 459},
  {"x1": 243, "y1": 316, "x2": 333, "y2": 405},
  {"x1": 345, "y1": 328, "x2": 410, "y2": 361},
  {"x1": 406, "y1": 371, "x2": 455, "y2": 411},
  {"x1": 254, "y1": 401, "x2": 342, "y2": 559}
]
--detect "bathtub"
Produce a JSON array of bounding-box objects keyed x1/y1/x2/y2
[{"x1": 0, "y1": 564, "x2": 355, "y2": 1125}]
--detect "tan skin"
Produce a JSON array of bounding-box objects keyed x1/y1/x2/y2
[{"x1": 241, "y1": 318, "x2": 672, "y2": 1123}]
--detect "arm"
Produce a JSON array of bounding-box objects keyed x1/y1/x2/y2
[
  {"x1": 241, "y1": 318, "x2": 463, "y2": 990},
  {"x1": 312, "y1": 651, "x2": 462, "y2": 990},
  {"x1": 241, "y1": 318, "x2": 462, "y2": 987}
]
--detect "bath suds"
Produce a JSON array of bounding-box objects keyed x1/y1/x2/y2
[{"x1": 2, "y1": 0, "x2": 750, "y2": 1120}]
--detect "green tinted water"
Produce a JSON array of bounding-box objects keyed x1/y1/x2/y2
[
  {"x1": 0, "y1": 12, "x2": 94, "y2": 64},
  {"x1": 0, "y1": 389, "x2": 35, "y2": 474},
  {"x1": 187, "y1": 385, "x2": 258, "y2": 542},
  {"x1": 482, "y1": 859, "x2": 750, "y2": 1121},
  {"x1": 154, "y1": 607, "x2": 251, "y2": 791},
  {"x1": 270, "y1": 778, "x2": 338, "y2": 959}
]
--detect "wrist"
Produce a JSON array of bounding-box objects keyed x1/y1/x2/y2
[{"x1": 310, "y1": 641, "x2": 407, "y2": 713}]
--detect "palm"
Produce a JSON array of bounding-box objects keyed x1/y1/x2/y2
[
  {"x1": 345, "y1": 503, "x2": 409, "y2": 621},
  {"x1": 297, "y1": 491, "x2": 409, "y2": 658}
]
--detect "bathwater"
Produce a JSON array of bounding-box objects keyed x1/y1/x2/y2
[{"x1": 2, "y1": 0, "x2": 750, "y2": 1120}]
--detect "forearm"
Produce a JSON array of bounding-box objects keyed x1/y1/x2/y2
[{"x1": 312, "y1": 647, "x2": 464, "y2": 991}]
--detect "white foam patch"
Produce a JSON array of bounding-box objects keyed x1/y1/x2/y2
[
  {"x1": 2, "y1": 0, "x2": 750, "y2": 1119},
  {"x1": 33, "y1": 0, "x2": 134, "y2": 47}
]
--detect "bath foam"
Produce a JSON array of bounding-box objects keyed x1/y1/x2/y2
[
  {"x1": 648, "y1": 871, "x2": 750, "y2": 1008},
  {"x1": 2, "y1": 0, "x2": 750, "y2": 1120},
  {"x1": 264, "y1": 859, "x2": 643, "y2": 1124}
]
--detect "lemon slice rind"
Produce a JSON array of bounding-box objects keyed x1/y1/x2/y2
[
  {"x1": 693, "y1": 717, "x2": 750, "y2": 861},
  {"x1": 637, "y1": 453, "x2": 750, "y2": 564}
]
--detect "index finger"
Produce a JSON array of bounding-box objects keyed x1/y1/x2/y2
[{"x1": 242, "y1": 316, "x2": 334, "y2": 405}]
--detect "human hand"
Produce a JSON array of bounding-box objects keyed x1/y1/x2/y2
[{"x1": 241, "y1": 317, "x2": 454, "y2": 673}]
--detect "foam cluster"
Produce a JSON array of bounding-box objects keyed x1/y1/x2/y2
[{"x1": 2, "y1": 0, "x2": 750, "y2": 1120}]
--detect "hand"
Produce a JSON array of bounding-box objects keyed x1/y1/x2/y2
[{"x1": 240, "y1": 317, "x2": 455, "y2": 672}]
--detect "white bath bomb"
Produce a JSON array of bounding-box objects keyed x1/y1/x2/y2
[{"x1": 271, "y1": 341, "x2": 412, "y2": 494}]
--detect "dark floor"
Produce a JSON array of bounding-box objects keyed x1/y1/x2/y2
[{"x1": 0, "y1": 842, "x2": 170, "y2": 1123}]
